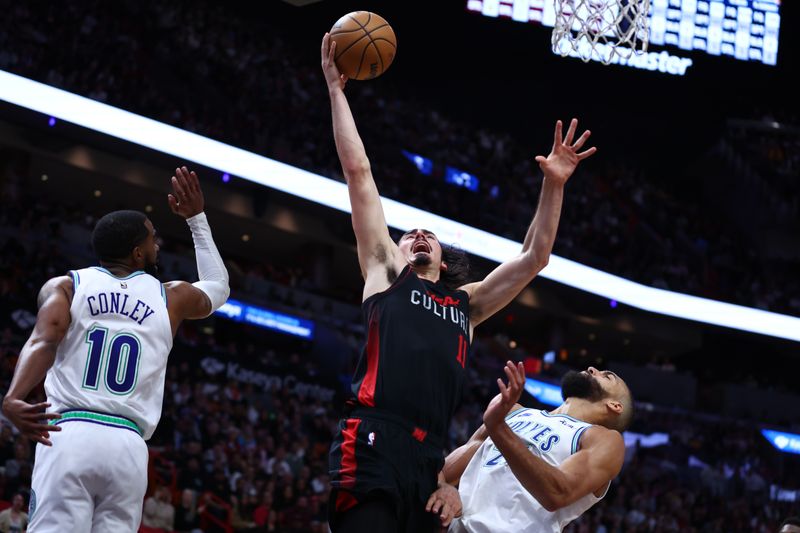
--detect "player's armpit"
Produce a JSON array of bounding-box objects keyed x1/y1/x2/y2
[
  {"x1": 443, "y1": 403, "x2": 522, "y2": 485},
  {"x1": 347, "y1": 173, "x2": 401, "y2": 279},
  {"x1": 442, "y1": 434, "x2": 485, "y2": 486}
]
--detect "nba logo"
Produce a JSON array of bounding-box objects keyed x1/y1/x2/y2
[
  {"x1": 368, "y1": 432, "x2": 375, "y2": 446},
  {"x1": 120, "y1": 282, "x2": 127, "y2": 289}
]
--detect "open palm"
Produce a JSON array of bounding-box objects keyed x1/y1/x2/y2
[
  {"x1": 483, "y1": 361, "x2": 526, "y2": 430},
  {"x1": 535, "y1": 118, "x2": 596, "y2": 185}
]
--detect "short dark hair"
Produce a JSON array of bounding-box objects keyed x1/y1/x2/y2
[
  {"x1": 440, "y1": 243, "x2": 471, "y2": 290},
  {"x1": 618, "y1": 388, "x2": 634, "y2": 432},
  {"x1": 91, "y1": 210, "x2": 149, "y2": 261},
  {"x1": 781, "y1": 517, "x2": 800, "y2": 529}
]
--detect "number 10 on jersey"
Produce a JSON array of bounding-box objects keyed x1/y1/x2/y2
[{"x1": 83, "y1": 326, "x2": 141, "y2": 395}]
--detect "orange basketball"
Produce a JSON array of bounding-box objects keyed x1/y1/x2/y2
[{"x1": 329, "y1": 11, "x2": 397, "y2": 81}]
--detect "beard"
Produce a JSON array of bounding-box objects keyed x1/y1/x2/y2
[
  {"x1": 561, "y1": 371, "x2": 607, "y2": 402},
  {"x1": 144, "y1": 260, "x2": 160, "y2": 278},
  {"x1": 411, "y1": 252, "x2": 432, "y2": 267}
]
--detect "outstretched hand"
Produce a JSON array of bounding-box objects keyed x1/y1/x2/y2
[
  {"x1": 535, "y1": 118, "x2": 597, "y2": 185},
  {"x1": 321, "y1": 33, "x2": 348, "y2": 91},
  {"x1": 483, "y1": 361, "x2": 526, "y2": 430},
  {"x1": 168, "y1": 166, "x2": 204, "y2": 219}
]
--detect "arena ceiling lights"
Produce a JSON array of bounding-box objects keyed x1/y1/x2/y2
[{"x1": 2, "y1": 69, "x2": 799, "y2": 342}]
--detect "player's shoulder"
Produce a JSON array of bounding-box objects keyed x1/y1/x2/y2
[
  {"x1": 44, "y1": 274, "x2": 74, "y2": 288},
  {"x1": 37, "y1": 275, "x2": 74, "y2": 306},
  {"x1": 41, "y1": 275, "x2": 74, "y2": 295},
  {"x1": 162, "y1": 280, "x2": 196, "y2": 300},
  {"x1": 506, "y1": 403, "x2": 528, "y2": 418},
  {"x1": 162, "y1": 280, "x2": 189, "y2": 290},
  {"x1": 581, "y1": 425, "x2": 624, "y2": 451},
  {"x1": 456, "y1": 281, "x2": 479, "y2": 297}
]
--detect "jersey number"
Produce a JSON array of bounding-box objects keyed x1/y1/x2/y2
[
  {"x1": 485, "y1": 451, "x2": 506, "y2": 467},
  {"x1": 83, "y1": 327, "x2": 141, "y2": 395}
]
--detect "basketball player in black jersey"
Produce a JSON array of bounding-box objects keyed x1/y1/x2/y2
[{"x1": 321, "y1": 33, "x2": 597, "y2": 533}]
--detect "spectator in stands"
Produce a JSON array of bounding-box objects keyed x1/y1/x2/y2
[
  {"x1": 252, "y1": 491, "x2": 274, "y2": 529},
  {"x1": 0, "y1": 493, "x2": 27, "y2": 533},
  {"x1": 142, "y1": 485, "x2": 175, "y2": 532},
  {"x1": 173, "y1": 489, "x2": 202, "y2": 533}
]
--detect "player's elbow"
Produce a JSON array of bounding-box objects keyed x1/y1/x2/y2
[
  {"x1": 343, "y1": 161, "x2": 372, "y2": 183},
  {"x1": 525, "y1": 250, "x2": 549, "y2": 275},
  {"x1": 539, "y1": 492, "x2": 569, "y2": 513},
  {"x1": 540, "y1": 500, "x2": 559, "y2": 513},
  {"x1": 532, "y1": 481, "x2": 571, "y2": 512},
  {"x1": 22, "y1": 336, "x2": 61, "y2": 366},
  {"x1": 219, "y1": 283, "x2": 231, "y2": 309},
  {"x1": 221, "y1": 281, "x2": 231, "y2": 301}
]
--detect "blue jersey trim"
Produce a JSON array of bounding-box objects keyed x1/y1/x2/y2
[
  {"x1": 161, "y1": 283, "x2": 167, "y2": 305},
  {"x1": 505, "y1": 407, "x2": 529, "y2": 421},
  {"x1": 571, "y1": 425, "x2": 590, "y2": 454},
  {"x1": 91, "y1": 266, "x2": 145, "y2": 280},
  {"x1": 540, "y1": 410, "x2": 581, "y2": 423},
  {"x1": 69, "y1": 270, "x2": 80, "y2": 289}
]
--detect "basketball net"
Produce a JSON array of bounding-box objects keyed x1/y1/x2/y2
[{"x1": 551, "y1": 0, "x2": 651, "y2": 64}]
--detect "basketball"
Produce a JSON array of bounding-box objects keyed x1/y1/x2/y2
[{"x1": 329, "y1": 11, "x2": 396, "y2": 81}]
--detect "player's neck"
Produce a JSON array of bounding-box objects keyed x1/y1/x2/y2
[
  {"x1": 99, "y1": 259, "x2": 139, "y2": 277},
  {"x1": 410, "y1": 264, "x2": 442, "y2": 284},
  {"x1": 551, "y1": 399, "x2": 598, "y2": 424}
]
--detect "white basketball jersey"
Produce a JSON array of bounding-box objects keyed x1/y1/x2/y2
[
  {"x1": 450, "y1": 408, "x2": 609, "y2": 533},
  {"x1": 44, "y1": 267, "x2": 173, "y2": 440}
]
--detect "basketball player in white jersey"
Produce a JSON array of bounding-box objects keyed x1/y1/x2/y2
[
  {"x1": 434, "y1": 361, "x2": 631, "y2": 532},
  {"x1": 1, "y1": 167, "x2": 230, "y2": 532}
]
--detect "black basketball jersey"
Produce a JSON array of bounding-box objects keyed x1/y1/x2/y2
[{"x1": 349, "y1": 265, "x2": 471, "y2": 441}]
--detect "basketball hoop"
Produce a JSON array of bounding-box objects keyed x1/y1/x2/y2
[{"x1": 551, "y1": 0, "x2": 651, "y2": 64}]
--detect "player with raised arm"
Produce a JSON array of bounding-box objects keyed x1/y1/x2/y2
[
  {"x1": 321, "y1": 32, "x2": 597, "y2": 532},
  {"x1": 442, "y1": 362, "x2": 632, "y2": 532},
  {"x1": 2, "y1": 167, "x2": 229, "y2": 532}
]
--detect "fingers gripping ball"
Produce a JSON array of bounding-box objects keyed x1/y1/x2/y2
[{"x1": 330, "y1": 11, "x2": 396, "y2": 81}]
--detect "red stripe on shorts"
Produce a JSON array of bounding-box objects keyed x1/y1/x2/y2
[
  {"x1": 335, "y1": 490, "x2": 360, "y2": 513},
  {"x1": 339, "y1": 418, "x2": 361, "y2": 489}
]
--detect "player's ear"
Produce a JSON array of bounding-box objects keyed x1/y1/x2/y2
[
  {"x1": 605, "y1": 398, "x2": 623, "y2": 416},
  {"x1": 440, "y1": 261, "x2": 448, "y2": 272},
  {"x1": 132, "y1": 245, "x2": 145, "y2": 264}
]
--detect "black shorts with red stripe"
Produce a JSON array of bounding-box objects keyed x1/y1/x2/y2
[{"x1": 328, "y1": 408, "x2": 444, "y2": 533}]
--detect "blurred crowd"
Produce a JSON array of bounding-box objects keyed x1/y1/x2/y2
[
  {"x1": 2, "y1": 303, "x2": 799, "y2": 532},
  {"x1": 1, "y1": 0, "x2": 799, "y2": 316},
  {"x1": 0, "y1": 161, "x2": 799, "y2": 532},
  {"x1": 2, "y1": 2, "x2": 800, "y2": 530}
]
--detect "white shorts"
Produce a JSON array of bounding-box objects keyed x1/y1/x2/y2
[{"x1": 29, "y1": 411, "x2": 148, "y2": 533}]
